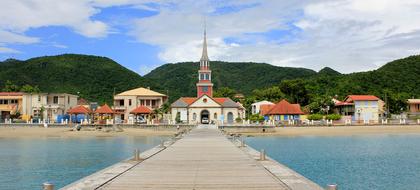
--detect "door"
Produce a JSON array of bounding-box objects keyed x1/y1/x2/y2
[{"x1": 227, "y1": 112, "x2": 234, "y2": 124}]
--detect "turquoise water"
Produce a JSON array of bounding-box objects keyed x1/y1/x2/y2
[
  {"x1": 0, "y1": 136, "x2": 166, "y2": 190},
  {"x1": 246, "y1": 134, "x2": 420, "y2": 190}
]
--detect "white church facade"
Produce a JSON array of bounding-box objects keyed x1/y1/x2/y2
[{"x1": 171, "y1": 29, "x2": 245, "y2": 124}]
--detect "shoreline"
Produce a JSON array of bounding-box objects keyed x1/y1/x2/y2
[
  {"x1": 231, "y1": 125, "x2": 420, "y2": 137},
  {"x1": 1, "y1": 125, "x2": 420, "y2": 138},
  {"x1": 0, "y1": 127, "x2": 177, "y2": 138}
]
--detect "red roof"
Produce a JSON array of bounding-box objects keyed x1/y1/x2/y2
[
  {"x1": 67, "y1": 105, "x2": 91, "y2": 114},
  {"x1": 335, "y1": 101, "x2": 354, "y2": 106},
  {"x1": 0, "y1": 92, "x2": 24, "y2": 96},
  {"x1": 130, "y1": 106, "x2": 152, "y2": 114},
  {"x1": 181, "y1": 97, "x2": 231, "y2": 106},
  {"x1": 94, "y1": 104, "x2": 114, "y2": 114},
  {"x1": 181, "y1": 97, "x2": 197, "y2": 105},
  {"x1": 260, "y1": 104, "x2": 274, "y2": 115},
  {"x1": 345, "y1": 95, "x2": 379, "y2": 102},
  {"x1": 213, "y1": 98, "x2": 228, "y2": 104},
  {"x1": 266, "y1": 99, "x2": 304, "y2": 115}
]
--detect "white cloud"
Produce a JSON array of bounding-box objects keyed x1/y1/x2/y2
[
  {"x1": 128, "y1": 0, "x2": 420, "y2": 73},
  {"x1": 0, "y1": 46, "x2": 20, "y2": 54},
  {"x1": 0, "y1": 0, "x2": 113, "y2": 53},
  {"x1": 0, "y1": 30, "x2": 39, "y2": 44},
  {"x1": 0, "y1": 0, "x2": 110, "y2": 38}
]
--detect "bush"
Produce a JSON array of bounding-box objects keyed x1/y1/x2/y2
[
  {"x1": 326, "y1": 114, "x2": 342, "y2": 120},
  {"x1": 307, "y1": 114, "x2": 323, "y2": 120},
  {"x1": 249, "y1": 114, "x2": 265, "y2": 122},
  {"x1": 235, "y1": 117, "x2": 242, "y2": 123}
]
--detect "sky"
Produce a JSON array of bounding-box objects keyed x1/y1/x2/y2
[{"x1": 0, "y1": 0, "x2": 420, "y2": 75}]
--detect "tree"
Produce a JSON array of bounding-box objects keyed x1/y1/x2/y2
[
  {"x1": 307, "y1": 95, "x2": 334, "y2": 114},
  {"x1": 252, "y1": 86, "x2": 285, "y2": 102},
  {"x1": 214, "y1": 87, "x2": 237, "y2": 100},
  {"x1": 20, "y1": 84, "x2": 41, "y2": 93},
  {"x1": 2, "y1": 80, "x2": 20, "y2": 92},
  {"x1": 279, "y1": 79, "x2": 310, "y2": 105}
]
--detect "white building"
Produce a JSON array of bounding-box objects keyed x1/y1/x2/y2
[
  {"x1": 251, "y1": 100, "x2": 275, "y2": 115},
  {"x1": 170, "y1": 29, "x2": 245, "y2": 124},
  {"x1": 22, "y1": 93, "x2": 78, "y2": 121}
]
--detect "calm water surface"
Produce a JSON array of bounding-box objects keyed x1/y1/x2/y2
[
  {"x1": 0, "y1": 136, "x2": 166, "y2": 190},
  {"x1": 246, "y1": 134, "x2": 420, "y2": 190}
]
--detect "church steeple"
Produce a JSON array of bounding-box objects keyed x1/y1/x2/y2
[
  {"x1": 196, "y1": 25, "x2": 213, "y2": 97},
  {"x1": 200, "y1": 29, "x2": 209, "y2": 62}
]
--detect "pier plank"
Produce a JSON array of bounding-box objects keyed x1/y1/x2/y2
[{"x1": 99, "y1": 126, "x2": 289, "y2": 190}]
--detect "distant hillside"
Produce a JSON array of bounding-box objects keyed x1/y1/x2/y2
[
  {"x1": 318, "y1": 67, "x2": 341, "y2": 76},
  {"x1": 1, "y1": 53, "x2": 419, "y2": 113},
  {"x1": 284, "y1": 55, "x2": 420, "y2": 113},
  {"x1": 144, "y1": 61, "x2": 317, "y2": 101},
  {"x1": 0, "y1": 54, "x2": 153, "y2": 104}
]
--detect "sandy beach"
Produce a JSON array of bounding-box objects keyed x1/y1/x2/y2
[
  {"x1": 1, "y1": 125, "x2": 420, "y2": 138},
  {"x1": 0, "y1": 127, "x2": 177, "y2": 138},
  {"x1": 235, "y1": 125, "x2": 420, "y2": 136}
]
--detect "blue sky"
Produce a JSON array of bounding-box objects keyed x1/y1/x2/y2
[{"x1": 1, "y1": 0, "x2": 420, "y2": 75}]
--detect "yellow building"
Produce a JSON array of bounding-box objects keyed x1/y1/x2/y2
[
  {"x1": 113, "y1": 87, "x2": 168, "y2": 122},
  {"x1": 0, "y1": 92, "x2": 24, "y2": 120}
]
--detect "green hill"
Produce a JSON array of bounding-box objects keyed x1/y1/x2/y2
[
  {"x1": 144, "y1": 61, "x2": 317, "y2": 101},
  {"x1": 282, "y1": 55, "x2": 420, "y2": 113},
  {"x1": 1, "y1": 53, "x2": 419, "y2": 114},
  {"x1": 0, "y1": 54, "x2": 153, "y2": 104}
]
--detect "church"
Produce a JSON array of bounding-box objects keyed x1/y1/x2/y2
[{"x1": 171, "y1": 30, "x2": 245, "y2": 124}]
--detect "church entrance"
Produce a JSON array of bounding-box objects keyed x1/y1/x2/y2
[
  {"x1": 227, "y1": 112, "x2": 234, "y2": 124},
  {"x1": 200, "y1": 110, "x2": 209, "y2": 124}
]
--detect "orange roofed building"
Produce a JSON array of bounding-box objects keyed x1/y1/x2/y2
[
  {"x1": 170, "y1": 29, "x2": 245, "y2": 124},
  {"x1": 334, "y1": 95, "x2": 385, "y2": 123},
  {"x1": 263, "y1": 99, "x2": 304, "y2": 121}
]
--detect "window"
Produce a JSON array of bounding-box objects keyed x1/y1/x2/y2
[
  {"x1": 140, "y1": 99, "x2": 145, "y2": 106},
  {"x1": 119, "y1": 99, "x2": 124, "y2": 106},
  {"x1": 364, "y1": 101, "x2": 368, "y2": 107},
  {"x1": 68, "y1": 96, "x2": 70, "y2": 104},
  {"x1": 202, "y1": 86, "x2": 208, "y2": 92},
  {"x1": 371, "y1": 101, "x2": 377, "y2": 107},
  {"x1": 0, "y1": 100, "x2": 4, "y2": 104},
  {"x1": 152, "y1": 100, "x2": 156, "y2": 107},
  {"x1": 205, "y1": 74, "x2": 209, "y2": 80},
  {"x1": 214, "y1": 113, "x2": 217, "y2": 120},
  {"x1": 129, "y1": 99, "x2": 132, "y2": 106},
  {"x1": 193, "y1": 113, "x2": 197, "y2": 121},
  {"x1": 10, "y1": 99, "x2": 18, "y2": 104},
  {"x1": 53, "y1": 96, "x2": 58, "y2": 104},
  {"x1": 38, "y1": 95, "x2": 41, "y2": 102}
]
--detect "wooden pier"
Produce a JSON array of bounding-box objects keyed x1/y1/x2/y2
[{"x1": 62, "y1": 125, "x2": 323, "y2": 190}]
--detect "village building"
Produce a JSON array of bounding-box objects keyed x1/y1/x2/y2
[
  {"x1": 0, "y1": 92, "x2": 24, "y2": 121},
  {"x1": 251, "y1": 100, "x2": 275, "y2": 115},
  {"x1": 113, "y1": 87, "x2": 168, "y2": 122},
  {"x1": 334, "y1": 95, "x2": 385, "y2": 123},
  {"x1": 0, "y1": 92, "x2": 78, "y2": 122},
  {"x1": 263, "y1": 99, "x2": 304, "y2": 121},
  {"x1": 171, "y1": 29, "x2": 245, "y2": 124},
  {"x1": 22, "y1": 93, "x2": 78, "y2": 121},
  {"x1": 407, "y1": 99, "x2": 420, "y2": 116}
]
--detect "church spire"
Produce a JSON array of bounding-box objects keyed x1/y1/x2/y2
[{"x1": 200, "y1": 25, "x2": 209, "y2": 61}]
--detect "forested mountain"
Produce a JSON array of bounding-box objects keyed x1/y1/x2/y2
[
  {"x1": 0, "y1": 54, "x2": 153, "y2": 103},
  {"x1": 144, "y1": 61, "x2": 317, "y2": 101},
  {"x1": 1, "y1": 54, "x2": 419, "y2": 114}
]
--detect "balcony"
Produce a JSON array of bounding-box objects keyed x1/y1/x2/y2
[{"x1": 113, "y1": 105, "x2": 126, "y2": 110}]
